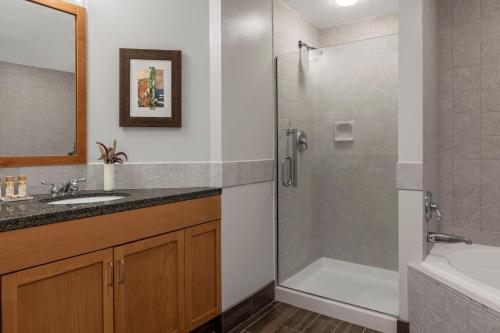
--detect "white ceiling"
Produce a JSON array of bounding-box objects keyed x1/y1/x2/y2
[
  {"x1": 0, "y1": 0, "x2": 75, "y2": 72},
  {"x1": 282, "y1": 0, "x2": 399, "y2": 29}
]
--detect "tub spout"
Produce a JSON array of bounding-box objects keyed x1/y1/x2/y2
[{"x1": 427, "y1": 232, "x2": 472, "y2": 245}]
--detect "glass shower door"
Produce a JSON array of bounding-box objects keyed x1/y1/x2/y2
[{"x1": 276, "y1": 35, "x2": 399, "y2": 316}]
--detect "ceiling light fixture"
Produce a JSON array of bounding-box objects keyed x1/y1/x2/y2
[{"x1": 335, "y1": 0, "x2": 359, "y2": 6}]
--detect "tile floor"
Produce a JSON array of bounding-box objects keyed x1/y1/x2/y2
[{"x1": 229, "y1": 301, "x2": 381, "y2": 333}]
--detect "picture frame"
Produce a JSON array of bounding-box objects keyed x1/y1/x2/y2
[{"x1": 119, "y1": 48, "x2": 181, "y2": 127}]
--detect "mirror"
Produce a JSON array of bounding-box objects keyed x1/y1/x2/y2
[{"x1": 0, "y1": 0, "x2": 86, "y2": 166}]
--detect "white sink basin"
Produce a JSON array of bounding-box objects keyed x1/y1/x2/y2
[{"x1": 47, "y1": 196, "x2": 125, "y2": 205}]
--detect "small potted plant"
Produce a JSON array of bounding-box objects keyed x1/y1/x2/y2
[{"x1": 96, "y1": 140, "x2": 128, "y2": 191}]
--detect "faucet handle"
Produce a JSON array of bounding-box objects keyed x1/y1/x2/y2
[
  {"x1": 69, "y1": 178, "x2": 87, "y2": 192},
  {"x1": 41, "y1": 181, "x2": 60, "y2": 196},
  {"x1": 430, "y1": 202, "x2": 442, "y2": 221},
  {"x1": 425, "y1": 191, "x2": 442, "y2": 222}
]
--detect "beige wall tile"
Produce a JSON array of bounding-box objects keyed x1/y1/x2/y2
[
  {"x1": 454, "y1": 89, "x2": 480, "y2": 113},
  {"x1": 482, "y1": 89, "x2": 500, "y2": 112},
  {"x1": 453, "y1": 113, "x2": 480, "y2": 136},
  {"x1": 481, "y1": 112, "x2": 500, "y2": 135},
  {"x1": 453, "y1": 19, "x2": 481, "y2": 45},
  {"x1": 453, "y1": 66, "x2": 481, "y2": 90},
  {"x1": 481, "y1": 136, "x2": 500, "y2": 159},
  {"x1": 452, "y1": 0, "x2": 480, "y2": 24},
  {"x1": 453, "y1": 182, "x2": 480, "y2": 207},
  {"x1": 453, "y1": 42, "x2": 480, "y2": 67},
  {"x1": 453, "y1": 159, "x2": 480, "y2": 182}
]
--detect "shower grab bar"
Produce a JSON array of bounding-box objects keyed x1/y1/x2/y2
[
  {"x1": 281, "y1": 156, "x2": 293, "y2": 187},
  {"x1": 282, "y1": 128, "x2": 307, "y2": 188},
  {"x1": 289, "y1": 129, "x2": 298, "y2": 187}
]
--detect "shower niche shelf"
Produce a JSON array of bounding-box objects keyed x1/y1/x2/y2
[{"x1": 334, "y1": 121, "x2": 354, "y2": 142}]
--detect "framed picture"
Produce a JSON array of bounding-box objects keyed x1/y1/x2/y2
[{"x1": 119, "y1": 48, "x2": 181, "y2": 127}]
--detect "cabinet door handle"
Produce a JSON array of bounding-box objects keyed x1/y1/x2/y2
[
  {"x1": 107, "y1": 262, "x2": 114, "y2": 286},
  {"x1": 118, "y1": 259, "x2": 125, "y2": 284}
]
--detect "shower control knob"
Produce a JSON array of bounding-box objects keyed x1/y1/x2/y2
[
  {"x1": 296, "y1": 130, "x2": 308, "y2": 152},
  {"x1": 425, "y1": 191, "x2": 442, "y2": 222}
]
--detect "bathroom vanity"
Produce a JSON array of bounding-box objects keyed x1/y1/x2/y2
[{"x1": 0, "y1": 188, "x2": 221, "y2": 333}]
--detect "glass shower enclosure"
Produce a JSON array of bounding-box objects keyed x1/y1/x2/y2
[{"x1": 276, "y1": 34, "x2": 399, "y2": 316}]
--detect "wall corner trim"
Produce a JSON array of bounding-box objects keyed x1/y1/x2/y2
[{"x1": 396, "y1": 162, "x2": 423, "y2": 191}]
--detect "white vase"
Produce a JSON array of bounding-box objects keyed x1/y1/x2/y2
[{"x1": 103, "y1": 164, "x2": 115, "y2": 191}]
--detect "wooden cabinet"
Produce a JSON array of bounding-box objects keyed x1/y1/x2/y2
[
  {"x1": 185, "y1": 221, "x2": 221, "y2": 331},
  {"x1": 0, "y1": 197, "x2": 221, "y2": 333},
  {"x1": 114, "y1": 231, "x2": 185, "y2": 333},
  {"x1": 1, "y1": 249, "x2": 114, "y2": 333}
]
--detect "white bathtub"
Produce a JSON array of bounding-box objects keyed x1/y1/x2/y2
[{"x1": 417, "y1": 243, "x2": 500, "y2": 313}]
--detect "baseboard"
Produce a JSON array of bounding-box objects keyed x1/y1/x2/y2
[
  {"x1": 189, "y1": 316, "x2": 221, "y2": 333},
  {"x1": 221, "y1": 281, "x2": 275, "y2": 333},
  {"x1": 397, "y1": 320, "x2": 409, "y2": 333}
]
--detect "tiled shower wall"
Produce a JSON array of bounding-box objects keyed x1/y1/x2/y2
[
  {"x1": 273, "y1": 0, "x2": 318, "y2": 56},
  {"x1": 0, "y1": 61, "x2": 76, "y2": 156},
  {"x1": 311, "y1": 27, "x2": 399, "y2": 271},
  {"x1": 318, "y1": 13, "x2": 398, "y2": 47},
  {"x1": 423, "y1": 0, "x2": 440, "y2": 255},
  {"x1": 275, "y1": 0, "x2": 399, "y2": 280},
  {"x1": 437, "y1": 0, "x2": 500, "y2": 246}
]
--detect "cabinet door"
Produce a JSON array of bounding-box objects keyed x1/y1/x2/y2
[
  {"x1": 185, "y1": 221, "x2": 221, "y2": 331},
  {"x1": 1, "y1": 249, "x2": 114, "y2": 333},
  {"x1": 114, "y1": 230, "x2": 185, "y2": 333}
]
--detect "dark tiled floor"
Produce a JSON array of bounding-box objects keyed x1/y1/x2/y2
[{"x1": 229, "y1": 302, "x2": 382, "y2": 333}]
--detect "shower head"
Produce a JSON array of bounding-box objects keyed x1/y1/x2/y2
[
  {"x1": 298, "y1": 40, "x2": 323, "y2": 59},
  {"x1": 298, "y1": 40, "x2": 323, "y2": 62},
  {"x1": 297, "y1": 40, "x2": 319, "y2": 51}
]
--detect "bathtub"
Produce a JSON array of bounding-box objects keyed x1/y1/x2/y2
[{"x1": 419, "y1": 243, "x2": 500, "y2": 313}]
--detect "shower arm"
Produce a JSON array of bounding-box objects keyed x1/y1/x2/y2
[{"x1": 298, "y1": 40, "x2": 318, "y2": 51}]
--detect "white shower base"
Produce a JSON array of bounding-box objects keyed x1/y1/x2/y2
[{"x1": 280, "y1": 257, "x2": 399, "y2": 316}]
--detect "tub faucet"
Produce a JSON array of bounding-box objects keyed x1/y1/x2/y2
[{"x1": 427, "y1": 232, "x2": 472, "y2": 245}]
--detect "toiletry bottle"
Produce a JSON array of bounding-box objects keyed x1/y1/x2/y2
[
  {"x1": 18, "y1": 175, "x2": 27, "y2": 197},
  {"x1": 5, "y1": 176, "x2": 14, "y2": 197}
]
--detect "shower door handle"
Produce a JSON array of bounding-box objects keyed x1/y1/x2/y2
[{"x1": 281, "y1": 156, "x2": 293, "y2": 187}]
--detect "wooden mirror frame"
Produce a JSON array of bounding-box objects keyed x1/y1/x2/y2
[{"x1": 0, "y1": 0, "x2": 86, "y2": 167}]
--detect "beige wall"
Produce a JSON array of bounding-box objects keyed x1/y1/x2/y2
[
  {"x1": 220, "y1": 0, "x2": 275, "y2": 310},
  {"x1": 87, "y1": 0, "x2": 211, "y2": 163}
]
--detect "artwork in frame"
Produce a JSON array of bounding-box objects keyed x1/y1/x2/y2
[{"x1": 120, "y1": 48, "x2": 181, "y2": 127}]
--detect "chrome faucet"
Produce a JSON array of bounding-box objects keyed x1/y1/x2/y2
[
  {"x1": 427, "y1": 232, "x2": 472, "y2": 245},
  {"x1": 42, "y1": 178, "x2": 86, "y2": 197}
]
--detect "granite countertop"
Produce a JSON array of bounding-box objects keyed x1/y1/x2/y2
[{"x1": 0, "y1": 188, "x2": 222, "y2": 233}]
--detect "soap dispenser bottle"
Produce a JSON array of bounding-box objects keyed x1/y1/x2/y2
[
  {"x1": 4, "y1": 176, "x2": 15, "y2": 198},
  {"x1": 18, "y1": 175, "x2": 27, "y2": 197}
]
